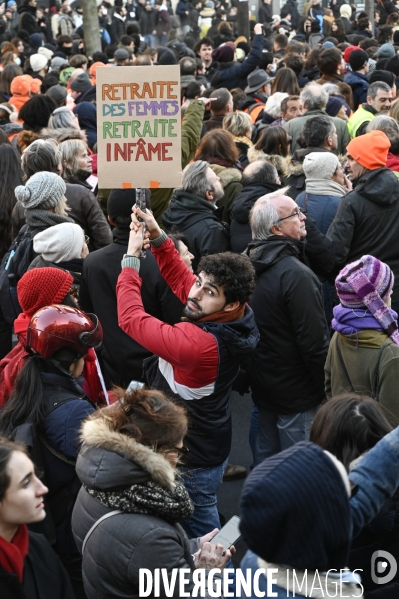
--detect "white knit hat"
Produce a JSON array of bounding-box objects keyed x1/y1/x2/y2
[
  {"x1": 30, "y1": 53, "x2": 48, "y2": 72},
  {"x1": 15, "y1": 172, "x2": 66, "y2": 210},
  {"x1": 303, "y1": 152, "x2": 339, "y2": 180},
  {"x1": 33, "y1": 223, "x2": 84, "y2": 262}
]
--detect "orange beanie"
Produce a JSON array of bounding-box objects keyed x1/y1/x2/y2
[{"x1": 347, "y1": 130, "x2": 391, "y2": 170}]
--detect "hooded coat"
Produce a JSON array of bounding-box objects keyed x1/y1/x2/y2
[
  {"x1": 245, "y1": 237, "x2": 329, "y2": 414},
  {"x1": 72, "y1": 417, "x2": 221, "y2": 599},
  {"x1": 162, "y1": 189, "x2": 230, "y2": 272},
  {"x1": 17, "y1": 4, "x2": 40, "y2": 34},
  {"x1": 344, "y1": 70, "x2": 369, "y2": 110},
  {"x1": 73, "y1": 102, "x2": 97, "y2": 151},
  {"x1": 327, "y1": 168, "x2": 399, "y2": 303}
]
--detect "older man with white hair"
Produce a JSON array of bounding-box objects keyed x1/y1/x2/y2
[{"x1": 244, "y1": 188, "x2": 329, "y2": 465}]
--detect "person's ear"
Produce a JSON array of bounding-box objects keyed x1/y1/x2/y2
[
  {"x1": 205, "y1": 189, "x2": 214, "y2": 201},
  {"x1": 223, "y1": 300, "x2": 240, "y2": 312},
  {"x1": 271, "y1": 223, "x2": 282, "y2": 236}
]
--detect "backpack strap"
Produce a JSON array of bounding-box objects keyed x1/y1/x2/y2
[
  {"x1": 372, "y1": 341, "x2": 391, "y2": 402},
  {"x1": 37, "y1": 432, "x2": 77, "y2": 466},
  {"x1": 335, "y1": 335, "x2": 356, "y2": 393},
  {"x1": 82, "y1": 511, "x2": 123, "y2": 554}
]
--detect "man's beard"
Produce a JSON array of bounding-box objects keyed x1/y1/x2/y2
[
  {"x1": 76, "y1": 168, "x2": 92, "y2": 182},
  {"x1": 183, "y1": 298, "x2": 206, "y2": 321}
]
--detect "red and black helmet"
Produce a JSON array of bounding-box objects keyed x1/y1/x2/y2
[{"x1": 26, "y1": 305, "x2": 103, "y2": 359}]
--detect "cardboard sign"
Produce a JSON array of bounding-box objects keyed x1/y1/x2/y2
[{"x1": 96, "y1": 66, "x2": 182, "y2": 189}]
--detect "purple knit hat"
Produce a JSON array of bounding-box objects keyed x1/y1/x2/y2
[{"x1": 335, "y1": 255, "x2": 399, "y2": 345}]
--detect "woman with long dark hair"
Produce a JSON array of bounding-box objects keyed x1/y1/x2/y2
[
  {"x1": 0, "y1": 63, "x2": 23, "y2": 103},
  {"x1": 0, "y1": 145, "x2": 23, "y2": 261},
  {"x1": 271, "y1": 67, "x2": 301, "y2": 95},
  {"x1": 195, "y1": 129, "x2": 242, "y2": 222},
  {"x1": 248, "y1": 125, "x2": 291, "y2": 178},
  {"x1": 0, "y1": 437, "x2": 76, "y2": 598},
  {"x1": 331, "y1": 18, "x2": 348, "y2": 42},
  {"x1": 0, "y1": 304, "x2": 103, "y2": 598}
]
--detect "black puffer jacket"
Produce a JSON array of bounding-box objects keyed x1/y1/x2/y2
[
  {"x1": 17, "y1": 4, "x2": 40, "y2": 34},
  {"x1": 162, "y1": 189, "x2": 230, "y2": 271},
  {"x1": 245, "y1": 237, "x2": 329, "y2": 413},
  {"x1": 327, "y1": 168, "x2": 399, "y2": 303}
]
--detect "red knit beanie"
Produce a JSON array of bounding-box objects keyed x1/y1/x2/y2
[
  {"x1": 17, "y1": 267, "x2": 74, "y2": 317},
  {"x1": 346, "y1": 130, "x2": 390, "y2": 170}
]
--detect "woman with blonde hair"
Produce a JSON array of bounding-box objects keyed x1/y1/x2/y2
[
  {"x1": 59, "y1": 138, "x2": 93, "y2": 188},
  {"x1": 223, "y1": 110, "x2": 253, "y2": 167}
]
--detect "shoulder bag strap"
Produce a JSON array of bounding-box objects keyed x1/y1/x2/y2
[
  {"x1": 82, "y1": 510, "x2": 123, "y2": 554},
  {"x1": 372, "y1": 341, "x2": 391, "y2": 402},
  {"x1": 335, "y1": 335, "x2": 356, "y2": 393}
]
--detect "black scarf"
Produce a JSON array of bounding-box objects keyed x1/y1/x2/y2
[
  {"x1": 84, "y1": 479, "x2": 194, "y2": 524},
  {"x1": 25, "y1": 209, "x2": 74, "y2": 230}
]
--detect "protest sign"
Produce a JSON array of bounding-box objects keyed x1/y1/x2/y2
[{"x1": 96, "y1": 65, "x2": 181, "y2": 189}]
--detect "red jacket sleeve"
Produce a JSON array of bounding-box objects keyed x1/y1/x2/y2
[
  {"x1": 151, "y1": 237, "x2": 196, "y2": 304},
  {"x1": 116, "y1": 267, "x2": 215, "y2": 369}
]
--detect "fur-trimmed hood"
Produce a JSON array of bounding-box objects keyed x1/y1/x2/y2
[
  {"x1": 77, "y1": 417, "x2": 176, "y2": 492},
  {"x1": 209, "y1": 163, "x2": 242, "y2": 187},
  {"x1": 247, "y1": 147, "x2": 291, "y2": 177}
]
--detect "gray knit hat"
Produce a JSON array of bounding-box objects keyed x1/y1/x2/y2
[
  {"x1": 303, "y1": 152, "x2": 339, "y2": 180},
  {"x1": 15, "y1": 172, "x2": 66, "y2": 210},
  {"x1": 33, "y1": 223, "x2": 84, "y2": 261}
]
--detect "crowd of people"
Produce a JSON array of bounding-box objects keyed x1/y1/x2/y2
[{"x1": 2, "y1": 0, "x2": 399, "y2": 597}]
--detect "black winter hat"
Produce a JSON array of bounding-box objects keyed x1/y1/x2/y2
[
  {"x1": 368, "y1": 69, "x2": 395, "y2": 88},
  {"x1": 349, "y1": 49, "x2": 369, "y2": 72},
  {"x1": 107, "y1": 189, "x2": 137, "y2": 221},
  {"x1": 385, "y1": 54, "x2": 399, "y2": 78},
  {"x1": 157, "y1": 47, "x2": 178, "y2": 65},
  {"x1": 239, "y1": 442, "x2": 351, "y2": 571}
]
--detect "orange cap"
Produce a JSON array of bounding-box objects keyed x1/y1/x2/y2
[
  {"x1": 347, "y1": 130, "x2": 391, "y2": 170},
  {"x1": 10, "y1": 75, "x2": 32, "y2": 97}
]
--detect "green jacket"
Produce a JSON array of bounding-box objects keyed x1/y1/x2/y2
[
  {"x1": 285, "y1": 108, "x2": 350, "y2": 155},
  {"x1": 151, "y1": 100, "x2": 205, "y2": 225},
  {"x1": 325, "y1": 330, "x2": 399, "y2": 423}
]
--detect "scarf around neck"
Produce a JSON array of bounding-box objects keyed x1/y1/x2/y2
[
  {"x1": 305, "y1": 179, "x2": 347, "y2": 197},
  {"x1": 25, "y1": 209, "x2": 74, "y2": 230},
  {"x1": 197, "y1": 303, "x2": 246, "y2": 323},
  {"x1": 85, "y1": 479, "x2": 194, "y2": 524},
  {"x1": 332, "y1": 304, "x2": 399, "y2": 339},
  {"x1": 0, "y1": 525, "x2": 29, "y2": 582}
]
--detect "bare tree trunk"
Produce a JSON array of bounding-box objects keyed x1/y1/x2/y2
[
  {"x1": 83, "y1": 0, "x2": 102, "y2": 57},
  {"x1": 237, "y1": 0, "x2": 250, "y2": 39},
  {"x1": 365, "y1": 0, "x2": 374, "y2": 34}
]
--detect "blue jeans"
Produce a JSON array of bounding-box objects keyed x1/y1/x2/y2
[
  {"x1": 144, "y1": 34, "x2": 156, "y2": 48},
  {"x1": 252, "y1": 406, "x2": 317, "y2": 467},
  {"x1": 179, "y1": 458, "x2": 228, "y2": 538}
]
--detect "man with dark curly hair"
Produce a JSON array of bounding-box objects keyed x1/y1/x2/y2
[{"x1": 116, "y1": 207, "x2": 259, "y2": 538}]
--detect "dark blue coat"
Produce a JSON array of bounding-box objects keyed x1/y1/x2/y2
[
  {"x1": 210, "y1": 34, "x2": 263, "y2": 90},
  {"x1": 296, "y1": 190, "x2": 341, "y2": 235},
  {"x1": 41, "y1": 372, "x2": 95, "y2": 554},
  {"x1": 344, "y1": 71, "x2": 369, "y2": 110}
]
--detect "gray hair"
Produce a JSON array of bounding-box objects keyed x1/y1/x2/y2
[
  {"x1": 182, "y1": 161, "x2": 213, "y2": 197},
  {"x1": 250, "y1": 186, "x2": 290, "y2": 240},
  {"x1": 368, "y1": 81, "x2": 391, "y2": 100},
  {"x1": 21, "y1": 138, "x2": 61, "y2": 179},
  {"x1": 366, "y1": 114, "x2": 399, "y2": 133},
  {"x1": 300, "y1": 83, "x2": 328, "y2": 111},
  {"x1": 48, "y1": 107, "x2": 78, "y2": 130},
  {"x1": 242, "y1": 160, "x2": 278, "y2": 186},
  {"x1": 59, "y1": 138, "x2": 88, "y2": 179},
  {"x1": 321, "y1": 83, "x2": 340, "y2": 96}
]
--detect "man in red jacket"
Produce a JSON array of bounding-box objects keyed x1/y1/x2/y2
[{"x1": 116, "y1": 208, "x2": 259, "y2": 537}]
